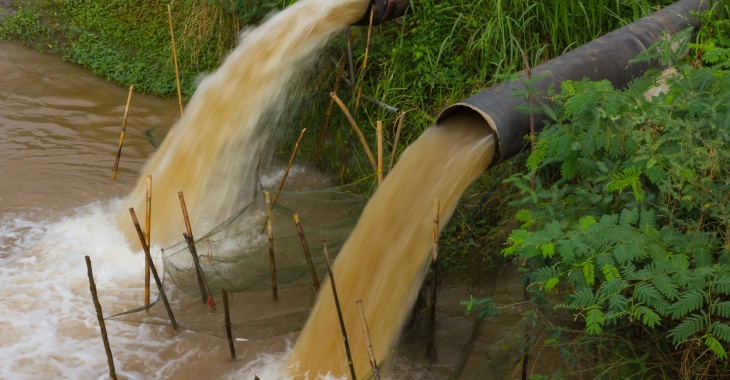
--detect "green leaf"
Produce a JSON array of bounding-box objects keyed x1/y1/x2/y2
[
  {"x1": 545, "y1": 277, "x2": 559, "y2": 291},
  {"x1": 704, "y1": 335, "x2": 728, "y2": 360},
  {"x1": 540, "y1": 243, "x2": 555, "y2": 258},
  {"x1": 583, "y1": 262, "x2": 595, "y2": 286},
  {"x1": 586, "y1": 307, "x2": 605, "y2": 335}
]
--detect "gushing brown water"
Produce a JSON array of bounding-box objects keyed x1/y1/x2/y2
[
  {"x1": 289, "y1": 113, "x2": 495, "y2": 378},
  {"x1": 121, "y1": 0, "x2": 369, "y2": 247}
]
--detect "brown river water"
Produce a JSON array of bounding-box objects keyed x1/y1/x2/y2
[{"x1": 0, "y1": 0, "x2": 546, "y2": 378}]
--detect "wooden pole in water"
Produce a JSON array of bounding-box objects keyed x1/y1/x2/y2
[
  {"x1": 222, "y1": 288, "x2": 236, "y2": 359},
  {"x1": 322, "y1": 241, "x2": 357, "y2": 380},
  {"x1": 258, "y1": 128, "x2": 306, "y2": 234},
  {"x1": 426, "y1": 198, "x2": 439, "y2": 362},
  {"x1": 84, "y1": 256, "x2": 117, "y2": 380},
  {"x1": 330, "y1": 92, "x2": 376, "y2": 171},
  {"x1": 265, "y1": 192, "x2": 278, "y2": 301},
  {"x1": 130, "y1": 208, "x2": 177, "y2": 330},
  {"x1": 376, "y1": 120, "x2": 383, "y2": 185},
  {"x1": 314, "y1": 55, "x2": 347, "y2": 166},
  {"x1": 293, "y1": 214, "x2": 320, "y2": 292},
  {"x1": 272, "y1": 128, "x2": 306, "y2": 206},
  {"x1": 184, "y1": 233, "x2": 208, "y2": 304},
  {"x1": 356, "y1": 300, "x2": 380, "y2": 380},
  {"x1": 168, "y1": 3, "x2": 184, "y2": 116},
  {"x1": 144, "y1": 175, "x2": 151, "y2": 309},
  {"x1": 388, "y1": 112, "x2": 405, "y2": 173},
  {"x1": 178, "y1": 191, "x2": 210, "y2": 305},
  {"x1": 112, "y1": 84, "x2": 134, "y2": 180}
]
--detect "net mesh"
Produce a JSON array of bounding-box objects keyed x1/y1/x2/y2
[{"x1": 108, "y1": 185, "x2": 529, "y2": 378}]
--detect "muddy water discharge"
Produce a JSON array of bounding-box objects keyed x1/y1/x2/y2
[
  {"x1": 121, "y1": 0, "x2": 370, "y2": 247},
  {"x1": 290, "y1": 114, "x2": 495, "y2": 378}
]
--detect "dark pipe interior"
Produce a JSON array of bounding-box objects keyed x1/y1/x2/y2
[
  {"x1": 438, "y1": 0, "x2": 709, "y2": 165},
  {"x1": 353, "y1": 0, "x2": 411, "y2": 26}
]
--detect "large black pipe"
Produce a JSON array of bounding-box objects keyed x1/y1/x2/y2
[
  {"x1": 354, "y1": 0, "x2": 412, "y2": 26},
  {"x1": 438, "y1": 0, "x2": 709, "y2": 165}
]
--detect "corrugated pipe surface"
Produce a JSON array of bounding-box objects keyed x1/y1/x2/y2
[{"x1": 437, "y1": 0, "x2": 709, "y2": 165}]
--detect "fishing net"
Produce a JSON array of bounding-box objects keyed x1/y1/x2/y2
[{"x1": 108, "y1": 183, "x2": 532, "y2": 378}]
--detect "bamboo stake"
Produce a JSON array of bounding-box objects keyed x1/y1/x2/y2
[
  {"x1": 178, "y1": 191, "x2": 212, "y2": 306},
  {"x1": 388, "y1": 112, "x2": 405, "y2": 173},
  {"x1": 84, "y1": 256, "x2": 117, "y2": 380},
  {"x1": 273, "y1": 128, "x2": 306, "y2": 206},
  {"x1": 144, "y1": 175, "x2": 151, "y2": 309},
  {"x1": 376, "y1": 120, "x2": 383, "y2": 185},
  {"x1": 259, "y1": 128, "x2": 306, "y2": 234},
  {"x1": 130, "y1": 208, "x2": 177, "y2": 330},
  {"x1": 356, "y1": 300, "x2": 380, "y2": 380},
  {"x1": 265, "y1": 192, "x2": 278, "y2": 301},
  {"x1": 330, "y1": 92, "x2": 376, "y2": 171},
  {"x1": 345, "y1": 28, "x2": 355, "y2": 85},
  {"x1": 293, "y1": 214, "x2": 320, "y2": 292},
  {"x1": 313, "y1": 56, "x2": 348, "y2": 166},
  {"x1": 112, "y1": 84, "x2": 134, "y2": 180},
  {"x1": 168, "y1": 4, "x2": 184, "y2": 116},
  {"x1": 426, "y1": 198, "x2": 439, "y2": 363},
  {"x1": 222, "y1": 288, "x2": 236, "y2": 359},
  {"x1": 184, "y1": 233, "x2": 208, "y2": 304},
  {"x1": 354, "y1": 6, "x2": 375, "y2": 112},
  {"x1": 322, "y1": 241, "x2": 356, "y2": 380}
]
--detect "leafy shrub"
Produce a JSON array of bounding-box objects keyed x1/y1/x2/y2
[{"x1": 502, "y1": 23, "x2": 730, "y2": 377}]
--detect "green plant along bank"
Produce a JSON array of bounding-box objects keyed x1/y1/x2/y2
[{"x1": 499, "y1": 7, "x2": 730, "y2": 378}]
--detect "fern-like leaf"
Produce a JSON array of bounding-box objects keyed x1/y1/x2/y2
[
  {"x1": 634, "y1": 305, "x2": 661, "y2": 328},
  {"x1": 586, "y1": 306, "x2": 605, "y2": 335},
  {"x1": 667, "y1": 290, "x2": 705, "y2": 319},
  {"x1": 710, "y1": 301, "x2": 730, "y2": 318},
  {"x1": 583, "y1": 262, "x2": 595, "y2": 286},
  {"x1": 709, "y1": 321, "x2": 730, "y2": 344},
  {"x1": 704, "y1": 335, "x2": 728, "y2": 361},
  {"x1": 667, "y1": 312, "x2": 707, "y2": 345}
]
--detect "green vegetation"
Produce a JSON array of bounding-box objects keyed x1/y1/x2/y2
[
  {"x1": 4, "y1": 0, "x2": 727, "y2": 377},
  {"x1": 498, "y1": 6, "x2": 730, "y2": 377}
]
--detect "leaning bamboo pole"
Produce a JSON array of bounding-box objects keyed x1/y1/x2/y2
[
  {"x1": 388, "y1": 112, "x2": 405, "y2": 173},
  {"x1": 85, "y1": 256, "x2": 117, "y2": 380},
  {"x1": 331, "y1": 92, "x2": 376, "y2": 171},
  {"x1": 376, "y1": 120, "x2": 383, "y2": 185},
  {"x1": 323, "y1": 241, "x2": 356, "y2": 380},
  {"x1": 356, "y1": 300, "x2": 380, "y2": 380},
  {"x1": 265, "y1": 192, "x2": 278, "y2": 301},
  {"x1": 144, "y1": 175, "x2": 151, "y2": 309},
  {"x1": 178, "y1": 191, "x2": 210, "y2": 305},
  {"x1": 222, "y1": 288, "x2": 236, "y2": 359},
  {"x1": 259, "y1": 128, "x2": 306, "y2": 234},
  {"x1": 168, "y1": 4, "x2": 184, "y2": 116},
  {"x1": 130, "y1": 208, "x2": 177, "y2": 330},
  {"x1": 314, "y1": 56, "x2": 347, "y2": 166},
  {"x1": 111, "y1": 84, "x2": 134, "y2": 180},
  {"x1": 293, "y1": 214, "x2": 320, "y2": 292}
]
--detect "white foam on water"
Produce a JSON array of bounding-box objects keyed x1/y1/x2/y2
[{"x1": 0, "y1": 201, "x2": 188, "y2": 379}]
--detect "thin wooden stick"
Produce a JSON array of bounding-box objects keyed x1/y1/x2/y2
[
  {"x1": 345, "y1": 28, "x2": 355, "y2": 85},
  {"x1": 388, "y1": 112, "x2": 405, "y2": 173},
  {"x1": 314, "y1": 56, "x2": 347, "y2": 166},
  {"x1": 85, "y1": 256, "x2": 117, "y2": 380},
  {"x1": 273, "y1": 128, "x2": 306, "y2": 206},
  {"x1": 178, "y1": 191, "x2": 212, "y2": 306},
  {"x1": 222, "y1": 288, "x2": 236, "y2": 359},
  {"x1": 130, "y1": 208, "x2": 177, "y2": 330},
  {"x1": 330, "y1": 92, "x2": 376, "y2": 171},
  {"x1": 168, "y1": 4, "x2": 184, "y2": 116},
  {"x1": 356, "y1": 300, "x2": 380, "y2": 380},
  {"x1": 426, "y1": 198, "x2": 439, "y2": 363},
  {"x1": 184, "y1": 233, "x2": 208, "y2": 304},
  {"x1": 112, "y1": 84, "x2": 134, "y2": 180},
  {"x1": 265, "y1": 192, "x2": 278, "y2": 301},
  {"x1": 376, "y1": 120, "x2": 383, "y2": 185},
  {"x1": 144, "y1": 175, "x2": 151, "y2": 309},
  {"x1": 354, "y1": 6, "x2": 375, "y2": 112},
  {"x1": 322, "y1": 241, "x2": 356, "y2": 380},
  {"x1": 293, "y1": 214, "x2": 320, "y2": 292},
  {"x1": 259, "y1": 128, "x2": 306, "y2": 234}
]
